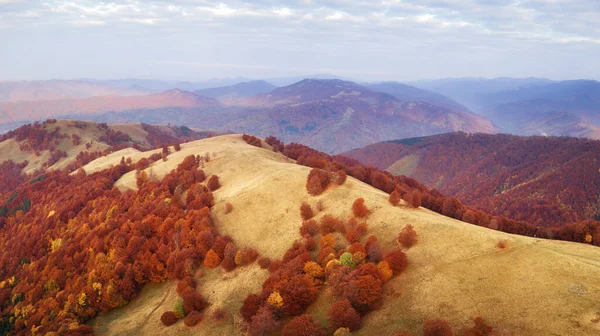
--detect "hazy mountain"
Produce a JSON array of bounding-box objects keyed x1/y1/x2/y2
[
  {"x1": 0, "y1": 80, "x2": 149, "y2": 102},
  {"x1": 194, "y1": 80, "x2": 277, "y2": 101},
  {"x1": 0, "y1": 89, "x2": 217, "y2": 124},
  {"x1": 410, "y1": 77, "x2": 554, "y2": 112},
  {"x1": 364, "y1": 81, "x2": 471, "y2": 111}
]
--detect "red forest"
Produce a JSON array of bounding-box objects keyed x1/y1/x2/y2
[{"x1": 344, "y1": 132, "x2": 600, "y2": 228}]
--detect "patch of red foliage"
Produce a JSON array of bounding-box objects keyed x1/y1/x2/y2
[{"x1": 397, "y1": 224, "x2": 418, "y2": 249}]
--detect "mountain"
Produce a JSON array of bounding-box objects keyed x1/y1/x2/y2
[
  {"x1": 1, "y1": 128, "x2": 599, "y2": 335},
  {"x1": 343, "y1": 132, "x2": 600, "y2": 227},
  {"x1": 411, "y1": 78, "x2": 600, "y2": 139},
  {"x1": 480, "y1": 80, "x2": 600, "y2": 137},
  {"x1": 219, "y1": 79, "x2": 496, "y2": 153},
  {"x1": 364, "y1": 81, "x2": 471, "y2": 111},
  {"x1": 0, "y1": 89, "x2": 218, "y2": 124},
  {"x1": 0, "y1": 80, "x2": 149, "y2": 102},
  {"x1": 81, "y1": 77, "x2": 253, "y2": 92},
  {"x1": 194, "y1": 80, "x2": 277, "y2": 102},
  {"x1": 410, "y1": 77, "x2": 554, "y2": 112}
]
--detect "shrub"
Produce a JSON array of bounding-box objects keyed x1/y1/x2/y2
[
  {"x1": 160, "y1": 311, "x2": 179, "y2": 326},
  {"x1": 356, "y1": 222, "x2": 368, "y2": 236},
  {"x1": 397, "y1": 224, "x2": 418, "y2": 249},
  {"x1": 377, "y1": 261, "x2": 393, "y2": 282},
  {"x1": 345, "y1": 229, "x2": 360, "y2": 244},
  {"x1": 258, "y1": 257, "x2": 271, "y2": 269},
  {"x1": 496, "y1": 240, "x2": 507, "y2": 249},
  {"x1": 332, "y1": 170, "x2": 347, "y2": 185},
  {"x1": 300, "y1": 202, "x2": 314, "y2": 220},
  {"x1": 221, "y1": 243, "x2": 237, "y2": 272},
  {"x1": 225, "y1": 202, "x2": 233, "y2": 214},
  {"x1": 339, "y1": 252, "x2": 355, "y2": 268},
  {"x1": 352, "y1": 198, "x2": 369, "y2": 218},
  {"x1": 203, "y1": 249, "x2": 222, "y2": 268},
  {"x1": 300, "y1": 219, "x2": 319, "y2": 236},
  {"x1": 321, "y1": 214, "x2": 343, "y2": 234},
  {"x1": 328, "y1": 299, "x2": 361, "y2": 331},
  {"x1": 424, "y1": 319, "x2": 453, "y2": 336},
  {"x1": 207, "y1": 175, "x2": 220, "y2": 191},
  {"x1": 183, "y1": 310, "x2": 203, "y2": 327},
  {"x1": 306, "y1": 168, "x2": 330, "y2": 195},
  {"x1": 384, "y1": 250, "x2": 408, "y2": 274},
  {"x1": 389, "y1": 190, "x2": 401, "y2": 206},
  {"x1": 282, "y1": 314, "x2": 324, "y2": 336},
  {"x1": 174, "y1": 142, "x2": 181, "y2": 151}
]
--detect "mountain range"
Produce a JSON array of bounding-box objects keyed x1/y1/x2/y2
[{"x1": 0, "y1": 78, "x2": 494, "y2": 154}]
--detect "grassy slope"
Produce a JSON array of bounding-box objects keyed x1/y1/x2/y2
[{"x1": 90, "y1": 135, "x2": 600, "y2": 335}]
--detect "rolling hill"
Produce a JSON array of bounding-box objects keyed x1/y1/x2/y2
[
  {"x1": 0, "y1": 119, "x2": 213, "y2": 175},
  {"x1": 0, "y1": 127, "x2": 599, "y2": 335},
  {"x1": 343, "y1": 132, "x2": 600, "y2": 227},
  {"x1": 0, "y1": 89, "x2": 217, "y2": 125}
]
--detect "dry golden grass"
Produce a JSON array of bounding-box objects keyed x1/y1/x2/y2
[{"x1": 88, "y1": 134, "x2": 600, "y2": 335}]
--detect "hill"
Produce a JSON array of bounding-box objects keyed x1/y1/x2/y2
[
  {"x1": 0, "y1": 119, "x2": 212, "y2": 175},
  {"x1": 0, "y1": 89, "x2": 217, "y2": 125},
  {"x1": 0, "y1": 131, "x2": 599, "y2": 335},
  {"x1": 194, "y1": 80, "x2": 277, "y2": 103},
  {"x1": 343, "y1": 132, "x2": 600, "y2": 227}
]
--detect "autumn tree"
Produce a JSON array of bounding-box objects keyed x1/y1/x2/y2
[{"x1": 352, "y1": 198, "x2": 368, "y2": 218}]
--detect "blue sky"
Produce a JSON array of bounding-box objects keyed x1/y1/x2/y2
[{"x1": 1, "y1": 0, "x2": 599, "y2": 81}]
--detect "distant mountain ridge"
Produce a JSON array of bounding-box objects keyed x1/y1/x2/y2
[{"x1": 0, "y1": 78, "x2": 496, "y2": 154}]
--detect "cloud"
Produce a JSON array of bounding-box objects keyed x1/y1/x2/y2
[{"x1": 0, "y1": 0, "x2": 599, "y2": 80}]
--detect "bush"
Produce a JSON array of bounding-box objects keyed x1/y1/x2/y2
[
  {"x1": 328, "y1": 299, "x2": 361, "y2": 331},
  {"x1": 203, "y1": 249, "x2": 222, "y2": 268},
  {"x1": 183, "y1": 310, "x2": 203, "y2": 327},
  {"x1": 423, "y1": 319, "x2": 453, "y2": 336},
  {"x1": 384, "y1": 250, "x2": 408, "y2": 274},
  {"x1": 282, "y1": 314, "x2": 324, "y2": 336},
  {"x1": 352, "y1": 198, "x2": 369, "y2": 218},
  {"x1": 300, "y1": 219, "x2": 319, "y2": 236},
  {"x1": 161, "y1": 311, "x2": 179, "y2": 326},
  {"x1": 207, "y1": 175, "x2": 220, "y2": 191},
  {"x1": 225, "y1": 202, "x2": 233, "y2": 214},
  {"x1": 306, "y1": 168, "x2": 330, "y2": 195},
  {"x1": 389, "y1": 190, "x2": 401, "y2": 205},
  {"x1": 300, "y1": 202, "x2": 314, "y2": 220},
  {"x1": 397, "y1": 224, "x2": 418, "y2": 249}
]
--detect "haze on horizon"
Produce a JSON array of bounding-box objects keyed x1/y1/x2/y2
[{"x1": 1, "y1": 0, "x2": 599, "y2": 82}]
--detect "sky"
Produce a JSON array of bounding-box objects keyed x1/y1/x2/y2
[{"x1": 0, "y1": 0, "x2": 599, "y2": 82}]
